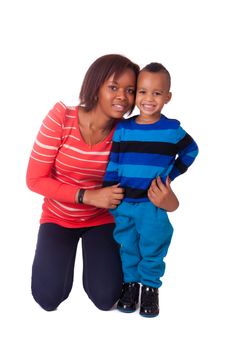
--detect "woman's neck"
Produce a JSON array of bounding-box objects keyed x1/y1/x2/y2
[
  {"x1": 78, "y1": 107, "x2": 115, "y2": 146},
  {"x1": 88, "y1": 110, "x2": 115, "y2": 132}
]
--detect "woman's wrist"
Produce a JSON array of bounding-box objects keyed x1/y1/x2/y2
[
  {"x1": 76, "y1": 188, "x2": 88, "y2": 204},
  {"x1": 77, "y1": 189, "x2": 86, "y2": 203},
  {"x1": 82, "y1": 189, "x2": 91, "y2": 205}
]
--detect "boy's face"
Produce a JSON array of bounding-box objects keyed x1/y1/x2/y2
[{"x1": 136, "y1": 71, "x2": 172, "y2": 120}]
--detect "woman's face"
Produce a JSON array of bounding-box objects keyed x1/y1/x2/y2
[{"x1": 96, "y1": 69, "x2": 136, "y2": 120}]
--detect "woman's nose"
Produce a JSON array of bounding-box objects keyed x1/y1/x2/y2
[{"x1": 116, "y1": 89, "x2": 126, "y2": 100}]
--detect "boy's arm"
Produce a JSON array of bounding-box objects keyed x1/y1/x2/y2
[
  {"x1": 169, "y1": 126, "x2": 199, "y2": 181},
  {"x1": 148, "y1": 176, "x2": 179, "y2": 212}
]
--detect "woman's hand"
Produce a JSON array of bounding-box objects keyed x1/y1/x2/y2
[
  {"x1": 82, "y1": 184, "x2": 124, "y2": 209},
  {"x1": 148, "y1": 176, "x2": 179, "y2": 212}
]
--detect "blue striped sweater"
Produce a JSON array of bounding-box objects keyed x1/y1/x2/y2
[{"x1": 103, "y1": 114, "x2": 199, "y2": 202}]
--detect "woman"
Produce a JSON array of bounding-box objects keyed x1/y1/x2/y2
[{"x1": 26, "y1": 54, "x2": 179, "y2": 312}]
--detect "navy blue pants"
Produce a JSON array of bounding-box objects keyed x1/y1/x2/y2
[{"x1": 31, "y1": 223, "x2": 123, "y2": 311}]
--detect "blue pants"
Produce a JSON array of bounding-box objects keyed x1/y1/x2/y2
[{"x1": 111, "y1": 201, "x2": 173, "y2": 288}]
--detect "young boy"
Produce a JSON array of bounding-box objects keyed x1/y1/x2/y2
[{"x1": 103, "y1": 63, "x2": 199, "y2": 317}]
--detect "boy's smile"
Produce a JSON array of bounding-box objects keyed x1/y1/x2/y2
[{"x1": 136, "y1": 70, "x2": 172, "y2": 123}]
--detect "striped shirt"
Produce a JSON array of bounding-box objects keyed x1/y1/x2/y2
[
  {"x1": 26, "y1": 101, "x2": 115, "y2": 228},
  {"x1": 103, "y1": 114, "x2": 199, "y2": 202}
]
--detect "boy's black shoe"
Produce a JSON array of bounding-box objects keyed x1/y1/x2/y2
[
  {"x1": 140, "y1": 285, "x2": 159, "y2": 317},
  {"x1": 117, "y1": 282, "x2": 140, "y2": 313}
]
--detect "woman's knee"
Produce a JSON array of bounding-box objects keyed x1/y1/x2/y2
[
  {"x1": 87, "y1": 285, "x2": 122, "y2": 311},
  {"x1": 31, "y1": 283, "x2": 64, "y2": 311}
]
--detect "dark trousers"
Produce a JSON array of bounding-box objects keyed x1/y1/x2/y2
[{"x1": 31, "y1": 223, "x2": 123, "y2": 311}]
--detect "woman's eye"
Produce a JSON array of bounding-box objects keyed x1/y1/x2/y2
[
  {"x1": 127, "y1": 88, "x2": 135, "y2": 95},
  {"x1": 109, "y1": 85, "x2": 117, "y2": 91}
]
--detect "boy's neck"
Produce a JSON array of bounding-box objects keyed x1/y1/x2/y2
[{"x1": 135, "y1": 114, "x2": 161, "y2": 124}]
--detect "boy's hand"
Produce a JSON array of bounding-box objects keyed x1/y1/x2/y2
[{"x1": 148, "y1": 176, "x2": 179, "y2": 212}]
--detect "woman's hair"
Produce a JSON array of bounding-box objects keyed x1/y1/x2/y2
[
  {"x1": 141, "y1": 62, "x2": 171, "y2": 90},
  {"x1": 79, "y1": 54, "x2": 140, "y2": 112}
]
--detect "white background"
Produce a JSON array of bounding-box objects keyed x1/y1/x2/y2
[{"x1": 0, "y1": 0, "x2": 232, "y2": 349}]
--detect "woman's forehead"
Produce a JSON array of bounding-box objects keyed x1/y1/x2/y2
[{"x1": 106, "y1": 69, "x2": 136, "y2": 85}]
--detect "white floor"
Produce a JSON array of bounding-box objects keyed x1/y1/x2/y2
[{"x1": 1, "y1": 207, "x2": 232, "y2": 350}]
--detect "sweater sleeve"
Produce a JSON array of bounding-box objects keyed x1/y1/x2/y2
[
  {"x1": 26, "y1": 102, "x2": 78, "y2": 203},
  {"x1": 169, "y1": 125, "x2": 199, "y2": 181},
  {"x1": 102, "y1": 123, "x2": 121, "y2": 187}
]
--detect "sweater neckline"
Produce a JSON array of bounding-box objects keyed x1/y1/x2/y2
[
  {"x1": 130, "y1": 114, "x2": 166, "y2": 128},
  {"x1": 75, "y1": 106, "x2": 116, "y2": 150}
]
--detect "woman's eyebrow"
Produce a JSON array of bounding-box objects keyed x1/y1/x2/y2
[
  {"x1": 108, "y1": 80, "x2": 118, "y2": 84},
  {"x1": 108, "y1": 80, "x2": 135, "y2": 88}
]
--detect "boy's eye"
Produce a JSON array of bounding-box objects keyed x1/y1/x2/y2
[
  {"x1": 138, "y1": 90, "x2": 145, "y2": 94},
  {"x1": 153, "y1": 92, "x2": 161, "y2": 96}
]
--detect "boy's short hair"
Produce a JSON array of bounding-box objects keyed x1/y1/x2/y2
[{"x1": 141, "y1": 62, "x2": 171, "y2": 90}]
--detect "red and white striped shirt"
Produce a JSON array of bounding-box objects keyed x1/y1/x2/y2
[{"x1": 26, "y1": 101, "x2": 115, "y2": 228}]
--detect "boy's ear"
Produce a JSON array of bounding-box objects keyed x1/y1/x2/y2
[{"x1": 165, "y1": 92, "x2": 172, "y2": 104}]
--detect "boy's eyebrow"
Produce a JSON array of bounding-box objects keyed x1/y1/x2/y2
[{"x1": 138, "y1": 86, "x2": 164, "y2": 92}]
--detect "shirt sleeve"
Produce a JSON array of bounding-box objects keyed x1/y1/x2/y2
[
  {"x1": 169, "y1": 125, "x2": 199, "y2": 181},
  {"x1": 102, "y1": 123, "x2": 121, "y2": 187},
  {"x1": 26, "y1": 102, "x2": 78, "y2": 203}
]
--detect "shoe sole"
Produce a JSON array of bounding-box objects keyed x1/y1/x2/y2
[
  {"x1": 139, "y1": 313, "x2": 159, "y2": 318},
  {"x1": 117, "y1": 306, "x2": 137, "y2": 313}
]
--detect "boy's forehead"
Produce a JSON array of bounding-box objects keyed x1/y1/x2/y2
[
  {"x1": 137, "y1": 71, "x2": 170, "y2": 89},
  {"x1": 138, "y1": 70, "x2": 165, "y2": 80}
]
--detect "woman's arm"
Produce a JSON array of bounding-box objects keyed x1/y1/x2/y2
[
  {"x1": 26, "y1": 102, "x2": 78, "y2": 203},
  {"x1": 82, "y1": 176, "x2": 178, "y2": 211},
  {"x1": 148, "y1": 176, "x2": 179, "y2": 212},
  {"x1": 80, "y1": 184, "x2": 124, "y2": 209}
]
